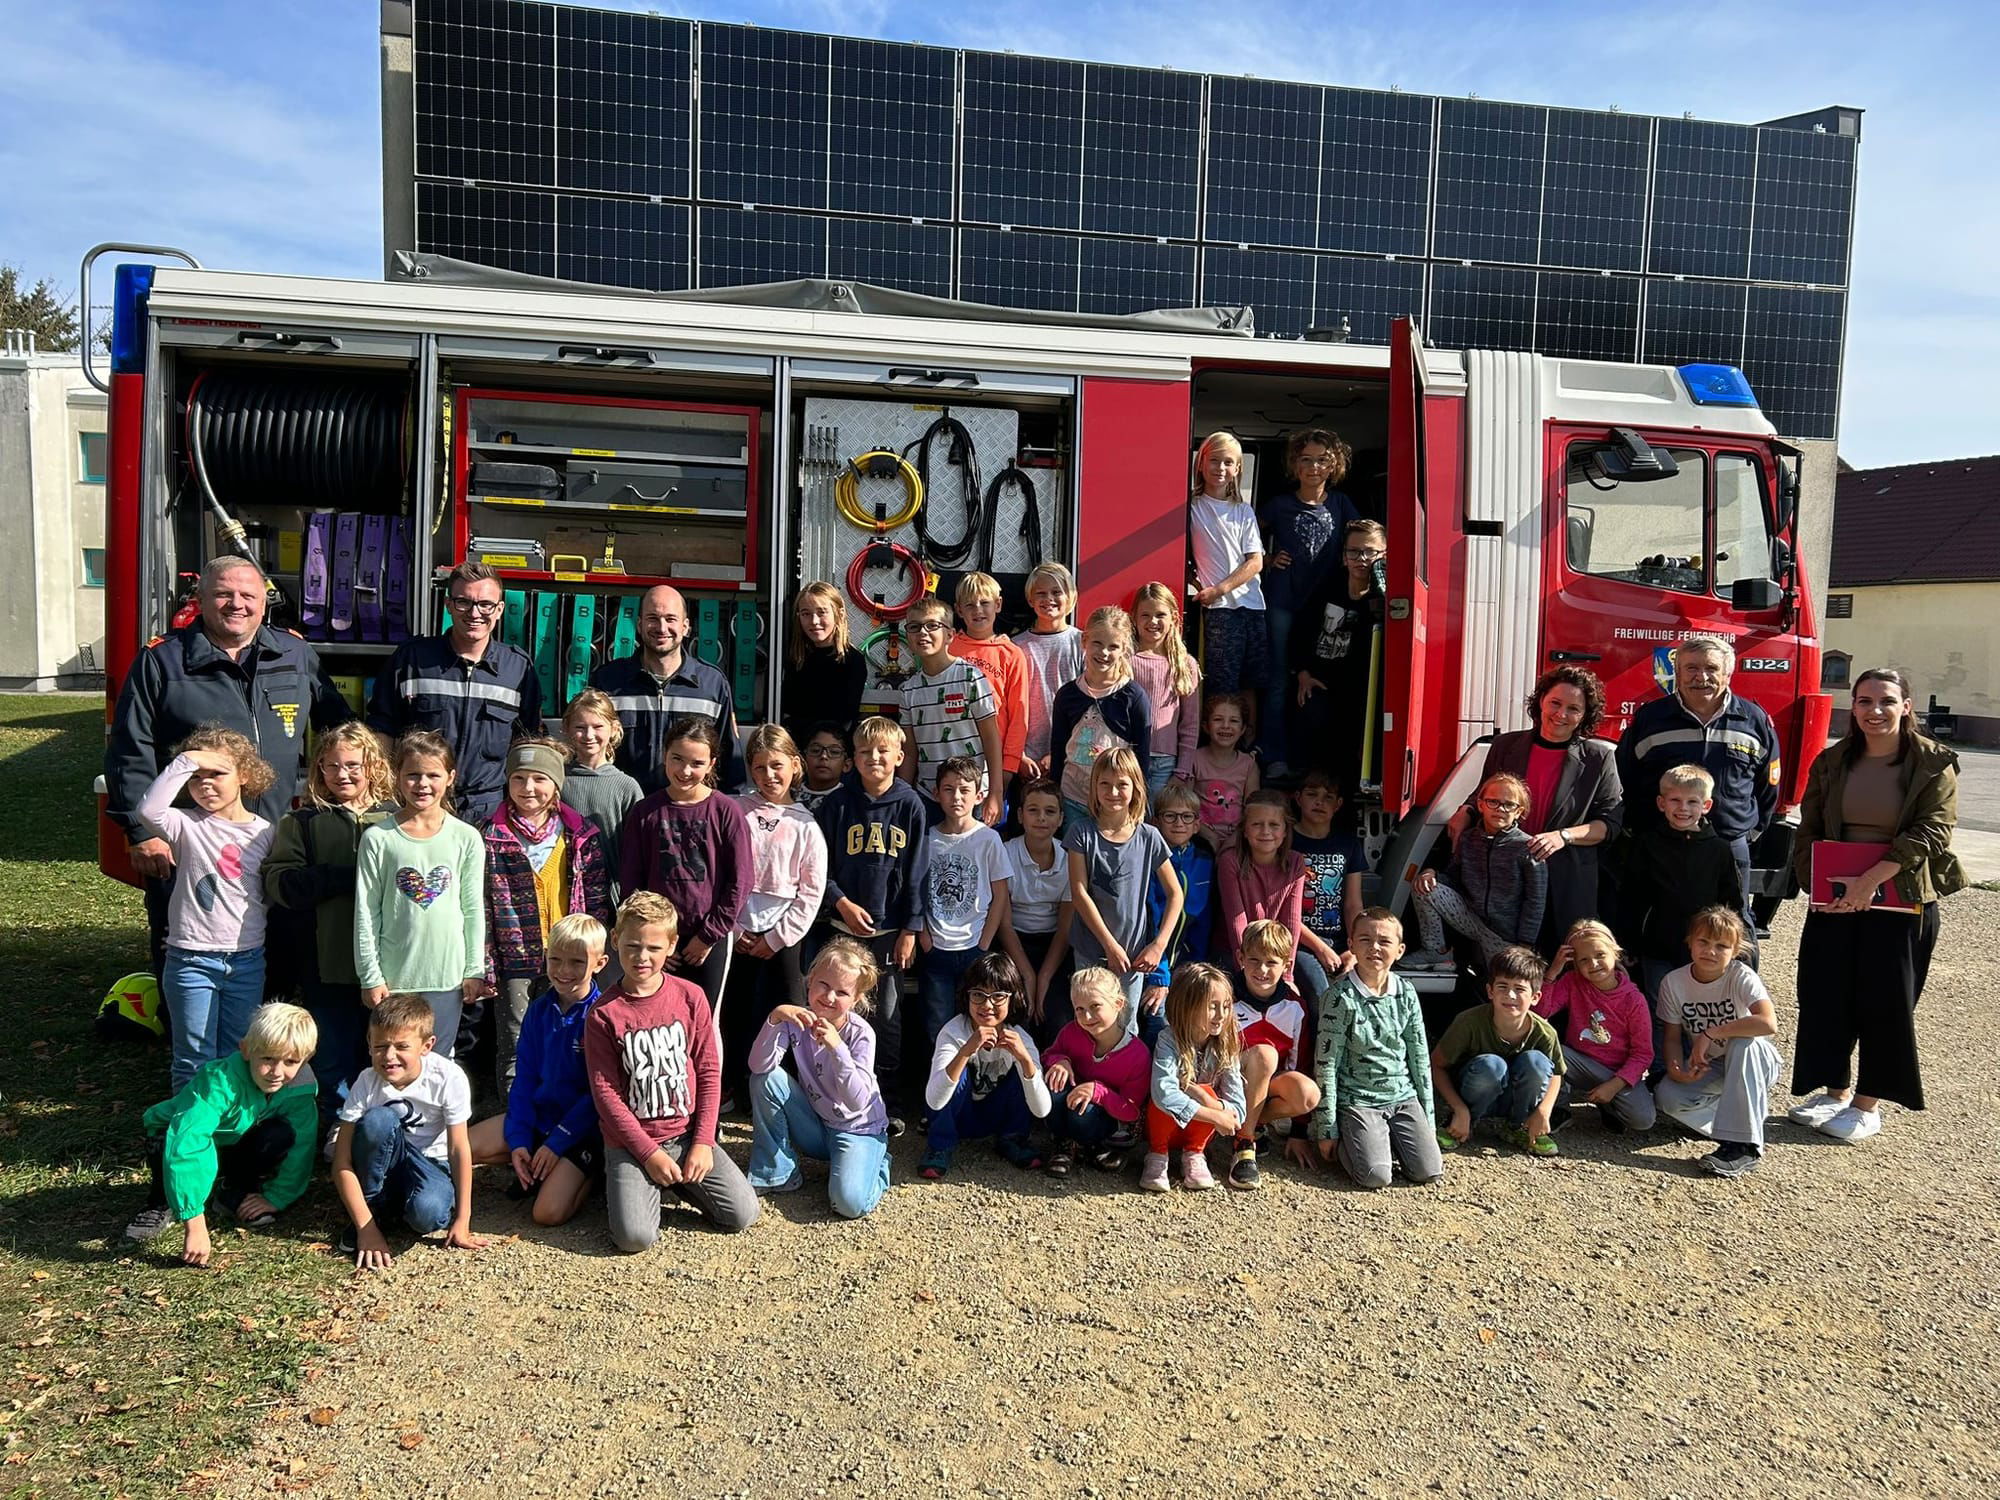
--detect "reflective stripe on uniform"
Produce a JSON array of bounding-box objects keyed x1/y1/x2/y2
[
  {"x1": 608, "y1": 692, "x2": 725, "y2": 718},
  {"x1": 393, "y1": 670, "x2": 523, "y2": 707},
  {"x1": 1629, "y1": 726, "x2": 1768, "y2": 763}
]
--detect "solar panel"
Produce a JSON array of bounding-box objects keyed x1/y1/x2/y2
[
  {"x1": 1434, "y1": 100, "x2": 1547, "y2": 264},
  {"x1": 1640, "y1": 278, "x2": 1747, "y2": 369},
  {"x1": 557, "y1": 196, "x2": 690, "y2": 292},
  {"x1": 1077, "y1": 239, "x2": 1197, "y2": 315},
  {"x1": 1539, "y1": 109, "x2": 1649, "y2": 272},
  {"x1": 1201, "y1": 77, "x2": 1321, "y2": 249},
  {"x1": 1648, "y1": 118, "x2": 1755, "y2": 279},
  {"x1": 697, "y1": 207, "x2": 825, "y2": 288},
  {"x1": 1429, "y1": 263, "x2": 1537, "y2": 350},
  {"x1": 1743, "y1": 286, "x2": 1845, "y2": 440},
  {"x1": 959, "y1": 228, "x2": 1079, "y2": 311},
  {"x1": 554, "y1": 6, "x2": 690, "y2": 199},
  {"x1": 1318, "y1": 88, "x2": 1433, "y2": 257},
  {"x1": 827, "y1": 218, "x2": 952, "y2": 299},
  {"x1": 415, "y1": 0, "x2": 554, "y2": 188},
  {"x1": 1314, "y1": 256, "x2": 1428, "y2": 346},
  {"x1": 962, "y1": 53, "x2": 1085, "y2": 231},
  {"x1": 418, "y1": 181, "x2": 555, "y2": 277},
  {"x1": 1080, "y1": 64, "x2": 1201, "y2": 239},
  {"x1": 1535, "y1": 271, "x2": 1641, "y2": 363},
  {"x1": 697, "y1": 24, "x2": 829, "y2": 211},
  {"x1": 1750, "y1": 127, "x2": 1855, "y2": 285},
  {"x1": 1202, "y1": 248, "x2": 1318, "y2": 337},
  {"x1": 829, "y1": 38, "x2": 955, "y2": 221}
]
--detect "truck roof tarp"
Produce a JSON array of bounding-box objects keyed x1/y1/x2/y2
[{"x1": 390, "y1": 251, "x2": 1255, "y2": 337}]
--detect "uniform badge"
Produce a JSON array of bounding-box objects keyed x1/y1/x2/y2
[
  {"x1": 272, "y1": 703, "x2": 300, "y2": 737},
  {"x1": 1652, "y1": 647, "x2": 1677, "y2": 696}
]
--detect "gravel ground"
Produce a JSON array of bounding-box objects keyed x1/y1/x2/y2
[{"x1": 222, "y1": 894, "x2": 2000, "y2": 1500}]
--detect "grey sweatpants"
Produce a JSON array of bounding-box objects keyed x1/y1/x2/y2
[
  {"x1": 1413, "y1": 882, "x2": 1512, "y2": 962},
  {"x1": 1558, "y1": 1047, "x2": 1659, "y2": 1131},
  {"x1": 605, "y1": 1135, "x2": 760, "y2": 1252},
  {"x1": 1336, "y1": 1099, "x2": 1444, "y2": 1189},
  {"x1": 497, "y1": 977, "x2": 537, "y2": 1096},
  {"x1": 1656, "y1": 1036, "x2": 1779, "y2": 1149}
]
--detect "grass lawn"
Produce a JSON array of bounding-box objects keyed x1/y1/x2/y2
[{"x1": 0, "y1": 696, "x2": 344, "y2": 1498}]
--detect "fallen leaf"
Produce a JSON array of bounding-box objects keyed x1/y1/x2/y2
[
  {"x1": 1478, "y1": 1327, "x2": 1498, "y2": 1344},
  {"x1": 308, "y1": 1407, "x2": 341, "y2": 1427},
  {"x1": 28, "y1": 1272, "x2": 47, "y2": 1283},
  {"x1": 397, "y1": 1430, "x2": 425, "y2": 1450},
  {"x1": 914, "y1": 1289, "x2": 935, "y2": 1304}
]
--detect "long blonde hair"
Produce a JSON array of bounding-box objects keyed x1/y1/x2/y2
[
  {"x1": 1130, "y1": 582, "x2": 1196, "y2": 700},
  {"x1": 1087, "y1": 745, "x2": 1148, "y2": 830},
  {"x1": 1081, "y1": 605, "x2": 1134, "y2": 688},
  {"x1": 1191, "y1": 431, "x2": 1245, "y2": 503},
  {"x1": 1165, "y1": 962, "x2": 1240, "y2": 1091},
  {"x1": 788, "y1": 581, "x2": 851, "y2": 670}
]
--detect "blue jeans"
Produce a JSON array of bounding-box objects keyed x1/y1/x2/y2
[
  {"x1": 919, "y1": 945, "x2": 987, "y2": 1057},
  {"x1": 1201, "y1": 606, "x2": 1267, "y2": 699},
  {"x1": 1455, "y1": 1051, "x2": 1556, "y2": 1128},
  {"x1": 1293, "y1": 950, "x2": 1330, "y2": 1000},
  {"x1": 1259, "y1": 604, "x2": 1295, "y2": 765},
  {"x1": 163, "y1": 946, "x2": 266, "y2": 1090},
  {"x1": 348, "y1": 1103, "x2": 455, "y2": 1233},
  {"x1": 747, "y1": 1068, "x2": 890, "y2": 1219},
  {"x1": 1144, "y1": 753, "x2": 1178, "y2": 800},
  {"x1": 302, "y1": 978, "x2": 369, "y2": 1126},
  {"x1": 1050, "y1": 1096, "x2": 1120, "y2": 1148},
  {"x1": 927, "y1": 1069, "x2": 1033, "y2": 1155}
]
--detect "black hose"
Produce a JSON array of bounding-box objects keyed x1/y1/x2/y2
[
  {"x1": 186, "y1": 369, "x2": 407, "y2": 516},
  {"x1": 979, "y1": 464, "x2": 1043, "y2": 574},
  {"x1": 902, "y1": 414, "x2": 981, "y2": 569}
]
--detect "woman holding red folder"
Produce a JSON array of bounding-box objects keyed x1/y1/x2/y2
[{"x1": 1789, "y1": 668, "x2": 1966, "y2": 1143}]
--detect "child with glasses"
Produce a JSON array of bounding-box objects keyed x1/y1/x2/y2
[
  {"x1": 920, "y1": 952, "x2": 1051, "y2": 1179},
  {"x1": 795, "y1": 723, "x2": 851, "y2": 816},
  {"x1": 1289, "y1": 518, "x2": 1387, "y2": 798},
  {"x1": 898, "y1": 597, "x2": 1004, "y2": 826},
  {"x1": 1405, "y1": 773, "x2": 1548, "y2": 973}
]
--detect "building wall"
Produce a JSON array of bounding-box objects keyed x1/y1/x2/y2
[
  {"x1": 0, "y1": 354, "x2": 108, "y2": 691},
  {"x1": 1824, "y1": 580, "x2": 2000, "y2": 745}
]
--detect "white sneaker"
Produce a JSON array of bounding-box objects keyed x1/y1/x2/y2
[
  {"x1": 1398, "y1": 950, "x2": 1452, "y2": 974},
  {"x1": 1787, "y1": 1092, "x2": 1849, "y2": 1129},
  {"x1": 1819, "y1": 1105, "x2": 1882, "y2": 1143},
  {"x1": 1139, "y1": 1151, "x2": 1171, "y2": 1193},
  {"x1": 1180, "y1": 1150, "x2": 1217, "y2": 1191}
]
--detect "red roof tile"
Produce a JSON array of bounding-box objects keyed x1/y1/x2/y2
[{"x1": 1831, "y1": 455, "x2": 2000, "y2": 585}]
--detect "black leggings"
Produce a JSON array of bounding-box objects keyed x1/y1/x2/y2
[
  {"x1": 1792, "y1": 903, "x2": 1937, "y2": 1110},
  {"x1": 719, "y1": 939, "x2": 805, "y2": 1096}
]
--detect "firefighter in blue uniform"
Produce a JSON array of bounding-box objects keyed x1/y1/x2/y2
[
  {"x1": 366, "y1": 561, "x2": 542, "y2": 824},
  {"x1": 590, "y1": 584, "x2": 742, "y2": 794},
  {"x1": 105, "y1": 555, "x2": 354, "y2": 972}
]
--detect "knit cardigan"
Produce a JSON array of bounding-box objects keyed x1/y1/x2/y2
[{"x1": 482, "y1": 803, "x2": 614, "y2": 984}]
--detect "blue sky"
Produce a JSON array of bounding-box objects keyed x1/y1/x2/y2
[{"x1": 3, "y1": 0, "x2": 1994, "y2": 467}]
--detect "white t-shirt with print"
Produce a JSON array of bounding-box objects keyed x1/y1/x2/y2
[
  {"x1": 921, "y1": 824, "x2": 1008, "y2": 952},
  {"x1": 338, "y1": 1052, "x2": 474, "y2": 1162},
  {"x1": 1656, "y1": 961, "x2": 1770, "y2": 1038}
]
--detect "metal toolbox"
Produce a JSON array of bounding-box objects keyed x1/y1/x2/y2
[{"x1": 564, "y1": 460, "x2": 748, "y2": 517}]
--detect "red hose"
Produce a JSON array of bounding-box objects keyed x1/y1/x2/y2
[{"x1": 845, "y1": 539, "x2": 927, "y2": 619}]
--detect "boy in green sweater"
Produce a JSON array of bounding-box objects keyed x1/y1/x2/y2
[{"x1": 124, "y1": 1003, "x2": 320, "y2": 1266}]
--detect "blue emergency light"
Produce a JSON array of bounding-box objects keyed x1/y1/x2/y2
[
  {"x1": 1677, "y1": 363, "x2": 1759, "y2": 407},
  {"x1": 110, "y1": 263, "x2": 155, "y2": 377}
]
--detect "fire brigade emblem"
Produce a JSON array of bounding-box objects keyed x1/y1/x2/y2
[
  {"x1": 271, "y1": 702, "x2": 300, "y2": 737},
  {"x1": 1651, "y1": 648, "x2": 1677, "y2": 697}
]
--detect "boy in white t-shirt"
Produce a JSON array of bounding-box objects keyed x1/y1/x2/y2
[
  {"x1": 917, "y1": 757, "x2": 1011, "y2": 1059},
  {"x1": 898, "y1": 597, "x2": 1004, "y2": 826},
  {"x1": 332, "y1": 993, "x2": 485, "y2": 1269},
  {"x1": 1655, "y1": 906, "x2": 1781, "y2": 1179}
]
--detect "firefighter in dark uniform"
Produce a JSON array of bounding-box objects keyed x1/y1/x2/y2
[
  {"x1": 105, "y1": 555, "x2": 355, "y2": 973},
  {"x1": 590, "y1": 583, "x2": 742, "y2": 794},
  {"x1": 366, "y1": 561, "x2": 542, "y2": 824}
]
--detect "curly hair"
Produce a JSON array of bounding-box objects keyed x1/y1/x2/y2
[
  {"x1": 1524, "y1": 664, "x2": 1606, "y2": 739},
  {"x1": 176, "y1": 724, "x2": 277, "y2": 801}
]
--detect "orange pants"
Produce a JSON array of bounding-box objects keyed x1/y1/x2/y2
[{"x1": 1146, "y1": 1084, "x2": 1220, "y2": 1153}]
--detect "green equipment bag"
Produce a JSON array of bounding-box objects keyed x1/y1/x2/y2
[{"x1": 565, "y1": 594, "x2": 598, "y2": 706}]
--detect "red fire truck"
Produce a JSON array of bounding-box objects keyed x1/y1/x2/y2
[{"x1": 83, "y1": 244, "x2": 1828, "y2": 917}]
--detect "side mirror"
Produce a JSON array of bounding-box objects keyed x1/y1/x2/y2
[
  {"x1": 1592, "y1": 428, "x2": 1680, "y2": 483},
  {"x1": 1731, "y1": 576, "x2": 1782, "y2": 612}
]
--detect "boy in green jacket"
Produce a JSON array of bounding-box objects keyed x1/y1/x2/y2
[{"x1": 124, "y1": 1003, "x2": 320, "y2": 1266}]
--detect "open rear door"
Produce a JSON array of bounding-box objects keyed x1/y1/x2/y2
[{"x1": 1380, "y1": 317, "x2": 1431, "y2": 818}]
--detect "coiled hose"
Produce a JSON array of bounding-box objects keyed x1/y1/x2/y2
[
  {"x1": 185, "y1": 369, "x2": 408, "y2": 516},
  {"x1": 903, "y1": 415, "x2": 980, "y2": 568},
  {"x1": 978, "y1": 464, "x2": 1043, "y2": 574}
]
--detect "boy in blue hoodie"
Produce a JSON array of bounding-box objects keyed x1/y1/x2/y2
[
  {"x1": 468, "y1": 912, "x2": 608, "y2": 1227},
  {"x1": 813, "y1": 715, "x2": 931, "y2": 1119}
]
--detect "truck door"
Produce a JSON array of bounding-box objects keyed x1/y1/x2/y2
[{"x1": 1381, "y1": 317, "x2": 1431, "y2": 817}]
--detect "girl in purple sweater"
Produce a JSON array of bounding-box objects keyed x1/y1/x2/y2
[
  {"x1": 618, "y1": 718, "x2": 753, "y2": 1026},
  {"x1": 745, "y1": 938, "x2": 891, "y2": 1219}
]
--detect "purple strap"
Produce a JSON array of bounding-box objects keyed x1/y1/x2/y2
[
  {"x1": 330, "y1": 513, "x2": 359, "y2": 641},
  {"x1": 356, "y1": 514, "x2": 386, "y2": 643},
  {"x1": 302, "y1": 511, "x2": 332, "y2": 635},
  {"x1": 382, "y1": 517, "x2": 410, "y2": 640}
]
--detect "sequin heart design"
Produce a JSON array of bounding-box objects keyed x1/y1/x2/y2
[
  {"x1": 194, "y1": 874, "x2": 220, "y2": 912},
  {"x1": 216, "y1": 843, "x2": 243, "y2": 880},
  {"x1": 395, "y1": 865, "x2": 452, "y2": 908}
]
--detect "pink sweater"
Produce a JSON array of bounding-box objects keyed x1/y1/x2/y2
[
  {"x1": 734, "y1": 794, "x2": 829, "y2": 951},
  {"x1": 1218, "y1": 847, "x2": 1307, "y2": 980},
  {"x1": 1042, "y1": 1022, "x2": 1151, "y2": 1122},
  {"x1": 1130, "y1": 651, "x2": 1202, "y2": 777},
  {"x1": 1534, "y1": 969, "x2": 1655, "y2": 1087}
]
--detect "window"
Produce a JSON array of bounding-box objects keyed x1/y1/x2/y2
[
  {"x1": 1826, "y1": 592, "x2": 1853, "y2": 619},
  {"x1": 1564, "y1": 443, "x2": 1707, "y2": 594},
  {"x1": 1822, "y1": 652, "x2": 1850, "y2": 690},
  {"x1": 80, "y1": 548, "x2": 106, "y2": 588},
  {"x1": 78, "y1": 431, "x2": 107, "y2": 484},
  {"x1": 1712, "y1": 453, "x2": 1776, "y2": 594}
]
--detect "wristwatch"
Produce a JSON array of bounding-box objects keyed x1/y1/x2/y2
[{"x1": 1559, "y1": 828, "x2": 1575, "y2": 845}]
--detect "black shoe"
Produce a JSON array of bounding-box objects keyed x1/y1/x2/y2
[
  {"x1": 998, "y1": 1133, "x2": 1044, "y2": 1170},
  {"x1": 1091, "y1": 1145, "x2": 1127, "y2": 1172},
  {"x1": 1700, "y1": 1142, "x2": 1762, "y2": 1179},
  {"x1": 1549, "y1": 1101, "x2": 1574, "y2": 1134},
  {"x1": 1596, "y1": 1106, "x2": 1626, "y2": 1135},
  {"x1": 1045, "y1": 1143, "x2": 1075, "y2": 1179},
  {"x1": 1226, "y1": 1144, "x2": 1262, "y2": 1191}
]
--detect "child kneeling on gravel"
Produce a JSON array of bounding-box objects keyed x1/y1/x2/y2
[
  {"x1": 585, "y1": 893, "x2": 760, "y2": 1250},
  {"x1": 746, "y1": 937, "x2": 892, "y2": 1219},
  {"x1": 125, "y1": 1002, "x2": 321, "y2": 1267},
  {"x1": 1429, "y1": 947, "x2": 1566, "y2": 1158},
  {"x1": 1307, "y1": 909, "x2": 1442, "y2": 1189},
  {"x1": 921, "y1": 952, "x2": 1052, "y2": 1180},
  {"x1": 1655, "y1": 906, "x2": 1781, "y2": 1179},
  {"x1": 1224, "y1": 920, "x2": 1323, "y2": 1191}
]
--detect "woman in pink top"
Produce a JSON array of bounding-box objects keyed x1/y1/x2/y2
[{"x1": 1218, "y1": 791, "x2": 1342, "y2": 996}]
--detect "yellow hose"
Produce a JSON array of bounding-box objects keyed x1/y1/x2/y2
[{"x1": 834, "y1": 450, "x2": 924, "y2": 531}]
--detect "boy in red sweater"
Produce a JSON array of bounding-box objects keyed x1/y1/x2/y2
[{"x1": 585, "y1": 892, "x2": 759, "y2": 1251}]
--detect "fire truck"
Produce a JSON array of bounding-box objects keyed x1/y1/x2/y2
[{"x1": 82, "y1": 243, "x2": 1828, "y2": 919}]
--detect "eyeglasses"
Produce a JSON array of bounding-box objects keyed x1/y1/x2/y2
[
  {"x1": 1296, "y1": 455, "x2": 1335, "y2": 468},
  {"x1": 1344, "y1": 549, "x2": 1386, "y2": 563},
  {"x1": 806, "y1": 744, "x2": 847, "y2": 760},
  {"x1": 1157, "y1": 811, "x2": 1199, "y2": 825},
  {"x1": 905, "y1": 621, "x2": 947, "y2": 635},
  {"x1": 966, "y1": 989, "x2": 1011, "y2": 1008},
  {"x1": 448, "y1": 597, "x2": 504, "y2": 616},
  {"x1": 1478, "y1": 798, "x2": 1523, "y2": 813}
]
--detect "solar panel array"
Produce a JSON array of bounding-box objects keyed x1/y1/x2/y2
[{"x1": 406, "y1": 0, "x2": 1859, "y2": 437}]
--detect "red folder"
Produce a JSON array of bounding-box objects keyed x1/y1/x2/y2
[{"x1": 1810, "y1": 841, "x2": 1920, "y2": 914}]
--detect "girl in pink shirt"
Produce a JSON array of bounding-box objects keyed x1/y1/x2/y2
[
  {"x1": 1218, "y1": 791, "x2": 1340, "y2": 994},
  {"x1": 1130, "y1": 582, "x2": 1202, "y2": 799}
]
